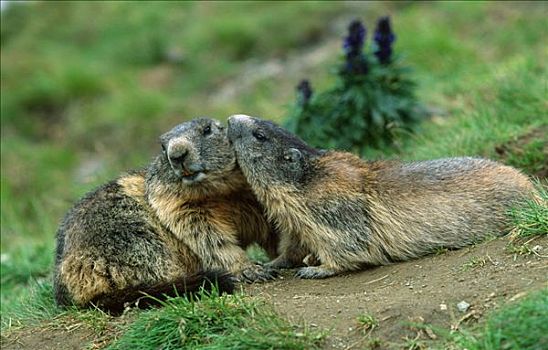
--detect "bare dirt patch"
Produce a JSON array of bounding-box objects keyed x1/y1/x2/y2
[
  {"x1": 245, "y1": 236, "x2": 548, "y2": 349},
  {"x1": 1, "y1": 326, "x2": 95, "y2": 350},
  {"x1": 1, "y1": 312, "x2": 127, "y2": 350}
]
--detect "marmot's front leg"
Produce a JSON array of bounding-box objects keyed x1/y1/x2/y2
[
  {"x1": 213, "y1": 245, "x2": 278, "y2": 283},
  {"x1": 265, "y1": 231, "x2": 309, "y2": 269},
  {"x1": 294, "y1": 241, "x2": 360, "y2": 279},
  {"x1": 295, "y1": 251, "x2": 347, "y2": 279},
  {"x1": 196, "y1": 230, "x2": 277, "y2": 283}
]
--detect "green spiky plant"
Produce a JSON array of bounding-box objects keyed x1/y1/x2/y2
[{"x1": 286, "y1": 17, "x2": 422, "y2": 154}]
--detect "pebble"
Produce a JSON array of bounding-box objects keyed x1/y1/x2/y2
[
  {"x1": 440, "y1": 303, "x2": 448, "y2": 311},
  {"x1": 457, "y1": 301, "x2": 470, "y2": 312}
]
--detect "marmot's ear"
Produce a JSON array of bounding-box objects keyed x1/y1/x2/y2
[{"x1": 283, "y1": 148, "x2": 303, "y2": 162}]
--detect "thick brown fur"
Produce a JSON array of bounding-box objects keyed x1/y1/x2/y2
[
  {"x1": 54, "y1": 118, "x2": 277, "y2": 312},
  {"x1": 227, "y1": 115, "x2": 537, "y2": 279}
]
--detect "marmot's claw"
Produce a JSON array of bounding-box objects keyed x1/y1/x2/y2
[
  {"x1": 295, "y1": 266, "x2": 334, "y2": 279},
  {"x1": 240, "y1": 264, "x2": 278, "y2": 283}
]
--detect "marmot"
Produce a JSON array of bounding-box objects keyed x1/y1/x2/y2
[
  {"x1": 227, "y1": 114, "x2": 537, "y2": 279},
  {"x1": 54, "y1": 117, "x2": 278, "y2": 313}
]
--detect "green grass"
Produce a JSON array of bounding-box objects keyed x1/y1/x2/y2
[
  {"x1": 1, "y1": 280, "x2": 59, "y2": 330},
  {"x1": 107, "y1": 290, "x2": 324, "y2": 350},
  {"x1": 0, "y1": 243, "x2": 54, "y2": 327},
  {"x1": 460, "y1": 256, "x2": 487, "y2": 272},
  {"x1": 503, "y1": 135, "x2": 547, "y2": 176},
  {"x1": 449, "y1": 289, "x2": 548, "y2": 350},
  {"x1": 0, "y1": 243, "x2": 52, "y2": 289},
  {"x1": 2, "y1": 282, "x2": 324, "y2": 350},
  {"x1": 356, "y1": 313, "x2": 379, "y2": 335},
  {"x1": 509, "y1": 182, "x2": 548, "y2": 238}
]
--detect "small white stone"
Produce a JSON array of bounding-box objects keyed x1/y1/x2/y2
[
  {"x1": 440, "y1": 303, "x2": 448, "y2": 311},
  {"x1": 457, "y1": 301, "x2": 470, "y2": 312}
]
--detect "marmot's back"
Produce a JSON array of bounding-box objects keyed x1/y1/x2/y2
[{"x1": 358, "y1": 157, "x2": 535, "y2": 261}]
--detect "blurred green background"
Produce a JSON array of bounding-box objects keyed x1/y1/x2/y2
[{"x1": 1, "y1": 0, "x2": 546, "y2": 319}]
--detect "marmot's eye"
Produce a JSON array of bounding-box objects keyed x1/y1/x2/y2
[
  {"x1": 203, "y1": 125, "x2": 212, "y2": 136},
  {"x1": 252, "y1": 130, "x2": 266, "y2": 141}
]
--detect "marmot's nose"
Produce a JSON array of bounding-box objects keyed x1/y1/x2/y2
[
  {"x1": 227, "y1": 114, "x2": 251, "y2": 141},
  {"x1": 168, "y1": 149, "x2": 188, "y2": 169}
]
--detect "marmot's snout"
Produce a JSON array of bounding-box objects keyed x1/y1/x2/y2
[
  {"x1": 227, "y1": 114, "x2": 253, "y2": 142},
  {"x1": 167, "y1": 141, "x2": 189, "y2": 175},
  {"x1": 167, "y1": 139, "x2": 205, "y2": 181},
  {"x1": 168, "y1": 148, "x2": 188, "y2": 170}
]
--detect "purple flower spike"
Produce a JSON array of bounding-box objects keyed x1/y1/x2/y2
[
  {"x1": 343, "y1": 20, "x2": 368, "y2": 75},
  {"x1": 374, "y1": 16, "x2": 396, "y2": 64},
  {"x1": 344, "y1": 20, "x2": 366, "y2": 55},
  {"x1": 297, "y1": 79, "x2": 313, "y2": 106}
]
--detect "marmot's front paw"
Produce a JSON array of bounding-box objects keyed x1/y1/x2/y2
[
  {"x1": 295, "y1": 266, "x2": 336, "y2": 279},
  {"x1": 239, "y1": 264, "x2": 278, "y2": 283}
]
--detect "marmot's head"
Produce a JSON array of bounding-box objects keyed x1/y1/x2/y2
[
  {"x1": 227, "y1": 114, "x2": 321, "y2": 189},
  {"x1": 158, "y1": 117, "x2": 235, "y2": 185}
]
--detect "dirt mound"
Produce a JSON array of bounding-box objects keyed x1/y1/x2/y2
[{"x1": 245, "y1": 236, "x2": 548, "y2": 349}]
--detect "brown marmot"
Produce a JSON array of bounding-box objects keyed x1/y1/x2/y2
[
  {"x1": 227, "y1": 114, "x2": 537, "y2": 279},
  {"x1": 54, "y1": 117, "x2": 277, "y2": 313}
]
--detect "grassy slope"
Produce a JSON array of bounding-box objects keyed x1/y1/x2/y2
[{"x1": 1, "y1": 1, "x2": 546, "y2": 349}]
